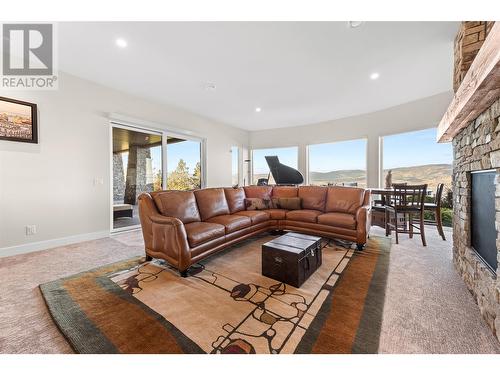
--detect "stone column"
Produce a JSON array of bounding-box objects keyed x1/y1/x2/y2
[
  {"x1": 112, "y1": 153, "x2": 125, "y2": 202},
  {"x1": 124, "y1": 146, "x2": 151, "y2": 205}
]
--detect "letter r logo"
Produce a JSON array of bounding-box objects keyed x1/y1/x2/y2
[{"x1": 2, "y1": 24, "x2": 53, "y2": 75}]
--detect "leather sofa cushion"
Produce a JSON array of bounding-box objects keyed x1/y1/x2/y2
[
  {"x1": 286, "y1": 209, "x2": 322, "y2": 223},
  {"x1": 325, "y1": 186, "x2": 364, "y2": 214},
  {"x1": 234, "y1": 210, "x2": 270, "y2": 224},
  {"x1": 298, "y1": 186, "x2": 327, "y2": 211},
  {"x1": 206, "y1": 214, "x2": 251, "y2": 234},
  {"x1": 272, "y1": 186, "x2": 298, "y2": 198},
  {"x1": 152, "y1": 191, "x2": 201, "y2": 224},
  {"x1": 184, "y1": 222, "x2": 225, "y2": 247},
  {"x1": 243, "y1": 186, "x2": 273, "y2": 199},
  {"x1": 317, "y1": 212, "x2": 356, "y2": 229},
  {"x1": 224, "y1": 187, "x2": 246, "y2": 213},
  {"x1": 194, "y1": 188, "x2": 230, "y2": 220},
  {"x1": 264, "y1": 209, "x2": 287, "y2": 220}
]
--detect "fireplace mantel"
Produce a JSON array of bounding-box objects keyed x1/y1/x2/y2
[{"x1": 437, "y1": 22, "x2": 500, "y2": 142}]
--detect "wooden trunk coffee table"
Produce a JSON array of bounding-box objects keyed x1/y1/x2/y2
[{"x1": 262, "y1": 232, "x2": 322, "y2": 288}]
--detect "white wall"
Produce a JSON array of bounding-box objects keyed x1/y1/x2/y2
[
  {"x1": 0, "y1": 72, "x2": 248, "y2": 251},
  {"x1": 249, "y1": 91, "x2": 453, "y2": 188},
  {"x1": 0, "y1": 78, "x2": 452, "y2": 254}
]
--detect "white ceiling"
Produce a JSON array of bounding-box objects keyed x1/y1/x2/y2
[{"x1": 58, "y1": 22, "x2": 458, "y2": 131}]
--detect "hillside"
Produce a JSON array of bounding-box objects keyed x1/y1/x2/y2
[
  {"x1": 311, "y1": 163, "x2": 451, "y2": 191},
  {"x1": 255, "y1": 164, "x2": 452, "y2": 192}
]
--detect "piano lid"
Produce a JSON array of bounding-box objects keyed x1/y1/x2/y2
[{"x1": 265, "y1": 156, "x2": 304, "y2": 185}]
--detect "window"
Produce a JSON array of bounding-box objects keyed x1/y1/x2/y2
[
  {"x1": 382, "y1": 128, "x2": 452, "y2": 194},
  {"x1": 166, "y1": 137, "x2": 202, "y2": 190},
  {"x1": 252, "y1": 147, "x2": 298, "y2": 184},
  {"x1": 308, "y1": 139, "x2": 367, "y2": 187},
  {"x1": 231, "y1": 146, "x2": 239, "y2": 186}
]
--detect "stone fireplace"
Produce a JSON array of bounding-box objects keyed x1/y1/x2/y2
[
  {"x1": 452, "y1": 98, "x2": 500, "y2": 340},
  {"x1": 441, "y1": 20, "x2": 500, "y2": 342}
]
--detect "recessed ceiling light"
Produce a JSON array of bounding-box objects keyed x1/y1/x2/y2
[
  {"x1": 348, "y1": 21, "x2": 364, "y2": 28},
  {"x1": 116, "y1": 38, "x2": 127, "y2": 48},
  {"x1": 255, "y1": 107, "x2": 262, "y2": 113},
  {"x1": 370, "y1": 72, "x2": 380, "y2": 80}
]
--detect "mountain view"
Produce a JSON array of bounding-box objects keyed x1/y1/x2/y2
[{"x1": 255, "y1": 164, "x2": 452, "y2": 193}]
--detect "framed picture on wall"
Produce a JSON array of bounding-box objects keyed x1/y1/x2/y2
[{"x1": 0, "y1": 96, "x2": 38, "y2": 144}]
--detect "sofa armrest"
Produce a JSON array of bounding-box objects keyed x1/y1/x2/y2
[
  {"x1": 355, "y1": 204, "x2": 372, "y2": 245},
  {"x1": 150, "y1": 214, "x2": 184, "y2": 227},
  {"x1": 150, "y1": 215, "x2": 191, "y2": 271},
  {"x1": 138, "y1": 193, "x2": 191, "y2": 271}
]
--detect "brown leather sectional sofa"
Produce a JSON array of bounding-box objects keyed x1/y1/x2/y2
[{"x1": 138, "y1": 185, "x2": 371, "y2": 276}]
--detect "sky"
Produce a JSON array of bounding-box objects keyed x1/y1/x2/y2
[
  {"x1": 120, "y1": 127, "x2": 452, "y2": 181},
  {"x1": 0, "y1": 100, "x2": 31, "y2": 117},
  {"x1": 383, "y1": 128, "x2": 452, "y2": 169},
  {"x1": 252, "y1": 127, "x2": 453, "y2": 175},
  {"x1": 166, "y1": 140, "x2": 200, "y2": 173},
  {"x1": 309, "y1": 139, "x2": 367, "y2": 172},
  {"x1": 231, "y1": 146, "x2": 239, "y2": 175},
  {"x1": 121, "y1": 140, "x2": 201, "y2": 178}
]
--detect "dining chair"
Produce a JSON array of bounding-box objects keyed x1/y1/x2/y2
[
  {"x1": 424, "y1": 183, "x2": 446, "y2": 241},
  {"x1": 385, "y1": 183, "x2": 428, "y2": 246}
]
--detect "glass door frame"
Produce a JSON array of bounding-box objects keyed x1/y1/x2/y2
[{"x1": 109, "y1": 119, "x2": 206, "y2": 234}]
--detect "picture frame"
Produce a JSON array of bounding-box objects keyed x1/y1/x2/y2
[{"x1": 0, "y1": 96, "x2": 38, "y2": 144}]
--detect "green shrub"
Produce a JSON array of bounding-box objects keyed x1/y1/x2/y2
[{"x1": 424, "y1": 207, "x2": 452, "y2": 227}]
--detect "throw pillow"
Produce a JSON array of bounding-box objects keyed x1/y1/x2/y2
[
  {"x1": 271, "y1": 197, "x2": 302, "y2": 210},
  {"x1": 244, "y1": 198, "x2": 272, "y2": 210}
]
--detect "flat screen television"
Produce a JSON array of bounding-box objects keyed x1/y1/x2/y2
[{"x1": 471, "y1": 170, "x2": 497, "y2": 272}]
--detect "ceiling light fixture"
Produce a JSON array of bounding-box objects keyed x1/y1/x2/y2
[
  {"x1": 370, "y1": 72, "x2": 380, "y2": 80},
  {"x1": 255, "y1": 107, "x2": 262, "y2": 113},
  {"x1": 348, "y1": 21, "x2": 364, "y2": 28},
  {"x1": 115, "y1": 38, "x2": 127, "y2": 48}
]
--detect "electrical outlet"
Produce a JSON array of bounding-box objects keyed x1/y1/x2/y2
[
  {"x1": 26, "y1": 225, "x2": 37, "y2": 236},
  {"x1": 93, "y1": 177, "x2": 104, "y2": 186}
]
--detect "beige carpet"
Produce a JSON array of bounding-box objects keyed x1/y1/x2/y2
[
  {"x1": 0, "y1": 227, "x2": 499, "y2": 353},
  {"x1": 374, "y1": 226, "x2": 500, "y2": 353}
]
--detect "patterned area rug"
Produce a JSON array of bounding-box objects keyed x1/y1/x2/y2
[{"x1": 40, "y1": 234, "x2": 390, "y2": 354}]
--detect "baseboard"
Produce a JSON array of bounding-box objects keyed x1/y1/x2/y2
[{"x1": 0, "y1": 230, "x2": 110, "y2": 258}]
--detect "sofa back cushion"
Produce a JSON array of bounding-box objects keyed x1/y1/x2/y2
[
  {"x1": 224, "y1": 187, "x2": 246, "y2": 213},
  {"x1": 243, "y1": 186, "x2": 273, "y2": 199},
  {"x1": 325, "y1": 186, "x2": 365, "y2": 214},
  {"x1": 152, "y1": 191, "x2": 201, "y2": 224},
  {"x1": 194, "y1": 188, "x2": 230, "y2": 220},
  {"x1": 298, "y1": 186, "x2": 328, "y2": 211},
  {"x1": 272, "y1": 186, "x2": 298, "y2": 198}
]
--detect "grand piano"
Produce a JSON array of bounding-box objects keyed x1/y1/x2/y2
[{"x1": 256, "y1": 156, "x2": 304, "y2": 186}]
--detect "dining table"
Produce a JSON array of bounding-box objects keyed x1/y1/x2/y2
[{"x1": 367, "y1": 187, "x2": 406, "y2": 231}]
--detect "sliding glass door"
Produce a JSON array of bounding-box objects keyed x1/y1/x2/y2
[
  {"x1": 112, "y1": 126, "x2": 163, "y2": 230},
  {"x1": 111, "y1": 123, "x2": 205, "y2": 232},
  {"x1": 166, "y1": 136, "x2": 202, "y2": 190}
]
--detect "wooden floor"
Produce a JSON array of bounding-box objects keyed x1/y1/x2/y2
[{"x1": 0, "y1": 225, "x2": 498, "y2": 353}]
